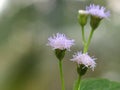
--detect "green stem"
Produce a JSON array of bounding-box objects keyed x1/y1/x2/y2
[
  {"x1": 81, "y1": 26, "x2": 86, "y2": 44},
  {"x1": 81, "y1": 26, "x2": 87, "y2": 54},
  {"x1": 59, "y1": 60, "x2": 65, "y2": 90},
  {"x1": 83, "y1": 29, "x2": 94, "y2": 53},
  {"x1": 78, "y1": 75, "x2": 81, "y2": 90},
  {"x1": 75, "y1": 75, "x2": 81, "y2": 90}
]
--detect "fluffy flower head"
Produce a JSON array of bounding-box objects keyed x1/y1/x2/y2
[
  {"x1": 86, "y1": 4, "x2": 110, "y2": 18},
  {"x1": 71, "y1": 51, "x2": 96, "y2": 71},
  {"x1": 47, "y1": 33, "x2": 74, "y2": 51}
]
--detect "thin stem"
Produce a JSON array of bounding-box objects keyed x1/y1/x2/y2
[
  {"x1": 81, "y1": 26, "x2": 87, "y2": 54},
  {"x1": 75, "y1": 75, "x2": 81, "y2": 90},
  {"x1": 87, "y1": 29, "x2": 94, "y2": 49},
  {"x1": 81, "y1": 26, "x2": 86, "y2": 44},
  {"x1": 83, "y1": 29, "x2": 94, "y2": 53},
  {"x1": 78, "y1": 75, "x2": 81, "y2": 90},
  {"x1": 59, "y1": 60, "x2": 65, "y2": 90}
]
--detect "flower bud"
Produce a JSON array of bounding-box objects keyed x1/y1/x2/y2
[
  {"x1": 78, "y1": 10, "x2": 89, "y2": 27},
  {"x1": 55, "y1": 49, "x2": 66, "y2": 61}
]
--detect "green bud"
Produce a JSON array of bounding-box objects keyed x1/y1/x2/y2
[
  {"x1": 90, "y1": 15, "x2": 102, "y2": 30},
  {"x1": 55, "y1": 49, "x2": 66, "y2": 61},
  {"x1": 77, "y1": 64, "x2": 88, "y2": 76},
  {"x1": 78, "y1": 10, "x2": 89, "y2": 27}
]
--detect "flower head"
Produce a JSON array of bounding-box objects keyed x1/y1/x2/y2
[
  {"x1": 71, "y1": 51, "x2": 96, "y2": 71},
  {"x1": 86, "y1": 4, "x2": 110, "y2": 18},
  {"x1": 47, "y1": 33, "x2": 74, "y2": 51}
]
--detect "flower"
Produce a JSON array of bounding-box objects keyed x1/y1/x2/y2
[
  {"x1": 86, "y1": 4, "x2": 110, "y2": 18},
  {"x1": 70, "y1": 51, "x2": 96, "y2": 71},
  {"x1": 47, "y1": 33, "x2": 75, "y2": 51}
]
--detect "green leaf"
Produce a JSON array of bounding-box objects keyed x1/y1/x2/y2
[{"x1": 81, "y1": 78, "x2": 120, "y2": 90}]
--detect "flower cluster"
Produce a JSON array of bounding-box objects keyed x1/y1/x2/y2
[
  {"x1": 78, "y1": 4, "x2": 110, "y2": 30},
  {"x1": 47, "y1": 33, "x2": 74, "y2": 51},
  {"x1": 71, "y1": 52, "x2": 96, "y2": 71},
  {"x1": 47, "y1": 4, "x2": 110, "y2": 90}
]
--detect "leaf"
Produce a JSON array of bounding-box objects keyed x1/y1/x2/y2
[{"x1": 81, "y1": 78, "x2": 120, "y2": 90}]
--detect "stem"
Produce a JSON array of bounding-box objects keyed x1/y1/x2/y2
[
  {"x1": 83, "y1": 29, "x2": 94, "y2": 53},
  {"x1": 81, "y1": 26, "x2": 87, "y2": 54},
  {"x1": 59, "y1": 60, "x2": 65, "y2": 90},
  {"x1": 78, "y1": 75, "x2": 81, "y2": 90},
  {"x1": 75, "y1": 75, "x2": 81, "y2": 90},
  {"x1": 81, "y1": 26, "x2": 86, "y2": 44}
]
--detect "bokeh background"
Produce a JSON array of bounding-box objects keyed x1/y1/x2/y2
[{"x1": 0, "y1": 0, "x2": 120, "y2": 90}]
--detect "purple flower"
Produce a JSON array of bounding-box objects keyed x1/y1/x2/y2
[
  {"x1": 86, "y1": 4, "x2": 110, "y2": 18},
  {"x1": 47, "y1": 33, "x2": 75, "y2": 51},
  {"x1": 70, "y1": 51, "x2": 96, "y2": 71}
]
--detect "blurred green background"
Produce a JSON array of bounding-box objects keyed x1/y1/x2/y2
[{"x1": 0, "y1": 0, "x2": 120, "y2": 90}]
